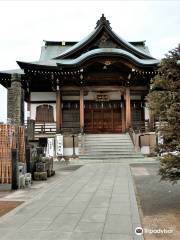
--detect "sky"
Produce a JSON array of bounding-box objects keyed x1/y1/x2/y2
[{"x1": 0, "y1": 0, "x2": 179, "y2": 122}]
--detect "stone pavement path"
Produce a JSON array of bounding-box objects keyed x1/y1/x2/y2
[{"x1": 0, "y1": 163, "x2": 143, "y2": 240}]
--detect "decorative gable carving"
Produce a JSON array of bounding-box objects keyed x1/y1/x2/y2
[{"x1": 95, "y1": 32, "x2": 118, "y2": 48}]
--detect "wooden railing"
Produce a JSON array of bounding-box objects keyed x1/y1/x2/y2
[
  {"x1": 131, "y1": 120, "x2": 157, "y2": 133},
  {"x1": 25, "y1": 120, "x2": 82, "y2": 138},
  {"x1": 25, "y1": 121, "x2": 56, "y2": 135},
  {"x1": 34, "y1": 122, "x2": 56, "y2": 134}
]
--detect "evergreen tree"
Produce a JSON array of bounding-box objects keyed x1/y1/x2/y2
[{"x1": 147, "y1": 45, "x2": 180, "y2": 183}]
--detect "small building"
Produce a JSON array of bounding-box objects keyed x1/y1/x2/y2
[{"x1": 0, "y1": 15, "x2": 159, "y2": 156}]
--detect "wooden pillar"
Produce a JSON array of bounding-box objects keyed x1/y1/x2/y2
[
  {"x1": 125, "y1": 87, "x2": 131, "y2": 129},
  {"x1": 27, "y1": 94, "x2": 31, "y2": 121},
  {"x1": 56, "y1": 89, "x2": 62, "y2": 133},
  {"x1": 80, "y1": 88, "x2": 84, "y2": 133},
  {"x1": 121, "y1": 95, "x2": 125, "y2": 133},
  {"x1": 11, "y1": 149, "x2": 18, "y2": 190}
]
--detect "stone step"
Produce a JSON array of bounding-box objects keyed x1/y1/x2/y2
[
  {"x1": 83, "y1": 135, "x2": 129, "y2": 138},
  {"x1": 84, "y1": 139, "x2": 132, "y2": 144},
  {"x1": 79, "y1": 155, "x2": 144, "y2": 160},
  {"x1": 79, "y1": 149, "x2": 135, "y2": 153},
  {"x1": 82, "y1": 133, "x2": 127, "y2": 135},
  {"x1": 82, "y1": 146, "x2": 134, "y2": 149},
  {"x1": 83, "y1": 137, "x2": 130, "y2": 140},
  {"x1": 84, "y1": 140, "x2": 132, "y2": 143},
  {"x1": 81, "y1": 151, "x2": 139, "y2": 154},
  {"x1": 83, "y1": 148, "x2": 134, "y2": 153},
  {"x1": 80, "y1": 155, "x2": 143, "y2": 158},
  {"x1": 78, "y1": 133, "x2": 144, "y2": 162},
  {"x1": 84, "y1": 139, "x2": 130, "y2": 141},
  {"x1": 83, "y1": 144, "x2": 133, "y2": 147},
  {"x1": 77, "y1": 159, "x2": 147, "y2": 163},
  {"x1": 79, "y1": 154, "x2": 142, "y2": 159}
]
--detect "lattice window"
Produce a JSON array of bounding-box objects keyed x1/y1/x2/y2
[
  {"x1": 36, "y1": 104, "x2": 54, "y2": 122},
  {"x1": 132, "y1": 110, "x2": 142, "y2": 122}
]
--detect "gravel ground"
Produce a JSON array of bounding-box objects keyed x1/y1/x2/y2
[{"x1": 131, "y1": 163, "x2": 180, "y2": 240}]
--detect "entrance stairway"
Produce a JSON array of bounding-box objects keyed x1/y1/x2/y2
[{"x1": 78, "y1": 134, "x2": 144, "y2": 162}]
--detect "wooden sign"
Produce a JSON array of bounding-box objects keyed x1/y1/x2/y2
[{"x1": 96, "y1": 94, "x2": 109, "y2": 101}]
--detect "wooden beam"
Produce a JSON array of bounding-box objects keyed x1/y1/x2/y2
[
  {"x1": 61, "y1": 86, "x2": 125, "y2": 92},
  {"x1": 130, "y1": 86, "x2": 148, "y2": 91},
  {"x1": 125, "y1": 87, "x2": 131, "y2": 129},
  {"x1": 56, "y1": 89, "x2": 62, "y2": 133},
  {"x1": 80, "y1": 88, "x2": 84, "y2": 132}
]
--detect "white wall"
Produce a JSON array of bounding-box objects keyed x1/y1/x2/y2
[
  {"x1": 0, "y1": 85, "x2": 7, "y2": 122},
  {"x1": 31, "y1": 92, "x2": 56, "y2": 101},
  {"x1": 62, "y1": 91, "x2": 122, "y2": 101},
  {"x1": 130, "y1": 95, "x2": 141, "y2": 100}
]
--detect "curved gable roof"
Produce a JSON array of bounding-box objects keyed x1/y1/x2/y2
[
  {"x1": 56, "y1": 48, "x2": 159, "y2": 67},
  {"x1": 54, "y1": 14, "x2": 155, "y2": 61}
]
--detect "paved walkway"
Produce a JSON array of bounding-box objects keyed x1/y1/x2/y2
[{"x1": 0, "y1": 163, "x2": 144, "y2": 240}]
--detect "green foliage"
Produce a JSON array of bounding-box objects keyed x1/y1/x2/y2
[
  {"x1": 159, "y1": 154, "x2": 180, "y2": 184},
  {"x1": 147, "y1": 45, "x2": 180, "y2": 183}
]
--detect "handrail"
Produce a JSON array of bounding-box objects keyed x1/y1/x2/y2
[
  {"x1": 128, "y1": 127, "x2": 137, "y2": 146},
  {"x1": 128, "y1": 127, "x2": 143, "y2": 152}
]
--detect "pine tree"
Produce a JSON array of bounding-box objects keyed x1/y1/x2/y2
[{"x1": 146, "y1": 45, "x2": 180, "y2": 183}]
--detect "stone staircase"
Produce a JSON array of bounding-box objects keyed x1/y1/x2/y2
[{"x1": 78, "y1": 133, "x2": 144, "y2": 162}]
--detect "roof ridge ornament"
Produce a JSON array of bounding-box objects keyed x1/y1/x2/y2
[{"x1": 96, "y1": 14, "x2": 112, "y2": 29}]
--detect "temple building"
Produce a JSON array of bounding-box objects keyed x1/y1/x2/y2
[{"x1": 0, "y1": 15, "x2": 159, "y2": 156}]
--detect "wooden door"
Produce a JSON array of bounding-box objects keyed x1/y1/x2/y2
[
  {"x1": 84, "y1": 101, "x2": 122, "y2": 133},
  {"x1": 103, "y1": 109, "x2": 113, "y2": 131},
  {"x1": 113, "y1": 110, "x2": 122, "y2": 132},
  {"x1": 62, "y1": 101, "x2": 80, "y2": 132},
  {"x1": 93, "y1": 110, "x2": 103, "y2": 131}
]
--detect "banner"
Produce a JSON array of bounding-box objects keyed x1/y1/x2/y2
[{"x1": 55, "y1": 134, "x2": 63, "y2": 156}]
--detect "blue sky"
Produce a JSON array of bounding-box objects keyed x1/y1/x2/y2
[{"x1": 0, "y1": 1, "x2": 180, "y2": 122}]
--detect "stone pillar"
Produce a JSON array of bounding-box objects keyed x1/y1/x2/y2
[
  {"x1": 7, "y1": 73, "x2": 24, "y2": 125},
  {"x1": 80, "y1": 88, "x2": 84, "y2": 133},
  {"x1": 56, "y1": 89, "x2": 62, "y2": 133},
  {"x1": 125, "y1": 87, "x2": 131, "y2": 129},
  {"x1": 8, "y1": 73, "x2": 24, "y2": 189}
]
